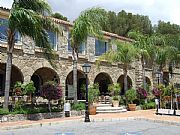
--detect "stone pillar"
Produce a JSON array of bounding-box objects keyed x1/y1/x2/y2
[
  {"x1": 87, "y1": 37, "x2": 95, "y2": 62},
  {"x1": 57, "y1": 30, "x2": 69, "y2": 59},
  {"x1": 134, "y1": 59, "x2": 143, "y2": 89},
  {"x1": 21, "y1": 66, "x2": 34, "y2": 83},
  {"x1": 22, "y1": 36, "x2": 35, "y2": 55}
]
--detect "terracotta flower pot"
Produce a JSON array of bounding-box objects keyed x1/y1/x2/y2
[
  {"x1": 128, "y1": 104, "x2": 136, "y2": 111},
  {"x1": 89, "y1": 104, "x2": 96, "y2": 115}
]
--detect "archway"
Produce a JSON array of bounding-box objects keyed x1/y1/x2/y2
[
  {"x1": 31, "y1": 67, "x2": 59, "y2": 95},
  {"x1": 94, "y1": 72, "x2": 113, "y2": 95},
  {"x1": 0, "y1": 63, "x2": 24, "y2": 96},
  {"x1": 145, "y1": 77, "x2": 151, "y2": 86},
  {"x1": 117, "y1": 75, "x2": 132, "y2": 95},
  {"x1": 65, "y1": 70, "x2": 87, "y2": 100}
]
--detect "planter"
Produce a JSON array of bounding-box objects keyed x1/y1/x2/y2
[
  {"x1": 112, "y1": 100, "x2": 119, "y2": 107},
  {"x1": 164, "y1": 96, "x2": 171, "y2": 101},
  {"x1": 128, "y1": 104, "x2": 136, "y2": 111},
  {"x1": 89, "y1": 104, "x2": 96, "y2": 115}
]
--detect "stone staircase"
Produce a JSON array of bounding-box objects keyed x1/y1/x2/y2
[{"x1": 96, "y1": 96, "x2": 127, "y2": 114}]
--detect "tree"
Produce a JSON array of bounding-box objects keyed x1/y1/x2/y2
[
  {"x1": 70, "y1": 8, "x2": 107, "y2": 101},
  {"x1": 40, "y1": 81, "x2": 62, "y2": 113},
  {"x1": 98, "y1": 41, "x2": 138, "y2": 93},
  {"x1": 107, "y1": 11, "x2": 117, "y2": 33},
  {"x1": 3, "y1": 0, "x2": 60, "y2": 109},
  {"x1": 128, "y1": 31, "x2": 152, "y2": 90},
  {"x1": 51, "y1": 12, "x2": 68, "y2": 21}
]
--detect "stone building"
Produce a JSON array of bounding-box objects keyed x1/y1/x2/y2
[{"x1": 0, "y1": 7, "x2": 179, "y2": 100}]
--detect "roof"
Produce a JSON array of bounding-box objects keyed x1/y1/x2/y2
[
  {"x1": 0, "y1": 7, "x2": 9, "y2": 12},
  {"x1": 0, "y1": 6, "x2": 133, "y2": 42}
]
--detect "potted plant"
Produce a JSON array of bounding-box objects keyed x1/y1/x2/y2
[
  {"x1": 13, "y1": 81, "x2": 23, "y2": 96},
  {"x1": 23, "y1": 81, "x2": 36, "y2": 103},
  {"x1": 125, "y1": 88, "x2": 137, "y2": 111},
  {"x1": 88, "y1": 83, "x2": 100, "y2": 115},
  {"x1": 108, "y1": 83, "x2": 121, "y2": 107}
]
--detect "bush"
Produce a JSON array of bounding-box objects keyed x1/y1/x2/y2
[
  {"x1": 108, "y1": 83, "x2": 121, "y2": 96},
  {"x1": 40, "y1": 81, "x2": 63, "y2": 112},
  {"x1": 0, "y1": 108, "x2": 9, "y2": 115},
  {"x1": 140, "y1": 102, "x2": 156, "y2": 110},
  {"x1": 152, "y1": 87, "x2": 161, "y2": 97},
  {"x1": 23, "y1": 81, "x2": 36, "y2": 95},
  {"x1": 0, "y1": 104, "x2": 62, "y2": 115},
  {"x1": 125, "y1": 88, "x2": 137, "y2": 104},
  {"x1": 40, "y1": 81, "x2": 63, "y2": 101},
  {"x1": 137, "y1": 87, "x2": 148, "y2": 99},
  {"x1": 88, "y1": 83, "x2": 100, "y2": 104},
  {"x1": 13, "y1": 81, "x2": 23, "y2": 96},
  {"x1": 72, "y1": 102, "x2": 85, "y2": 111}
]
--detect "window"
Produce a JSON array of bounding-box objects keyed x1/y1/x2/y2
[
  {"x1": 0, "y1": 18, "x2": 21, "y2": 43},
  {"x1": 79, "y1": 42, "x2": 86, "y2": 54},
  {"x1": 47, "y1": 31, "x2": 57, "y2": 50},
  {"x1": 68, "y1": 32, "x2": 86, "y2": 54},
  {"x1": 95, "y1": 39, "x2": 108, "y2": 56}
]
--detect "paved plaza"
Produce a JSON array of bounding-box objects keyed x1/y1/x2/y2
[
  {"x1": 1, "y1": 110, "x2": 180, "y2": 135},
  {"x1": 0, "y1": 119, "x2": 180, "y2": 135}
]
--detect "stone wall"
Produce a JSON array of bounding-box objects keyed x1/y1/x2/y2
[
  {"x1": 0, "y1": 111, "x2": 85, "y2": 122},
  {"x1": 0, "y1": 27, "x2": 154, "y2": 97}
]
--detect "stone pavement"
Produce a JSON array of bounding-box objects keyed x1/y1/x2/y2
[{"x1": 1, "y1": 109, "x2": 180, "y2": 130}]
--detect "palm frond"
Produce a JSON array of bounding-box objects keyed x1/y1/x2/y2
[
  {"x1": 8, "y1": 1, "x2": 61, "y2": 67},
  {"x1": 13, "y1": 0, "x2": 52, "y2": 15},
  {"x1": 71, "y1": 7, "x2": 107, "y2": 50},
  {"x1": 98, "y1": 40, "x2": 138, "y2": 67}
]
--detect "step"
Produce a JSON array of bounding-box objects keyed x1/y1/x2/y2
[
  {"x1": 96, "y1": 103, "x2": 112, "y2": 107},
  {"x1": 96, "y1": 109, "x2": 127, "y2": 113},
  {"x1": 97, "y1": 106, "x2": 124, "y2": 111},
  {"x1": 99, "y1": 102, "x2": 111, "y2": 104}
]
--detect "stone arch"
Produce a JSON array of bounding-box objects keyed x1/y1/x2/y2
[
  {"x1": 31, "y1": 67, "x2": 60, "y2": 95},
  {"x1": 65, "y1": 70, "x2": 88, "y2": 100},
  {"x1": 145, "y1": 76, "x2": 151, "y2": 86},
  {"x1": 94, "y1": 72, "x2": 113, "y2": 95},
  {"x1": 0, "y1": 63, "x2": 24, "y2": 96},
  {"x1": 117, "y1": 75, "x2": 132, "y2": 95}
]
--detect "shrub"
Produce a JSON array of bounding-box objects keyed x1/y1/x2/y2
[
  {"x1": 137, "y1": 87, "x2": 148, "y2": 99},
  {"x1": 72, "y1": 102, "x2": 85, "y2": 111},
  {"x1": 88, "y1": 83, "x2": 100, "y2": 104},
  {"x1": 40, "y1": 81, "x2": 63, "y2": 112},
  {"x1": 108, "y1": 83, "x2": 121, "y2": 97},
  {"x1": 0, "y1": 108, "x2": 9, "y2": 115},
  {"x1": 125, "y1": 88, "x2": 137, "y2": 104},
  {"x1": 13, "y1": 81, "x2": 23, "y2": 96},
  {"x1": 40, "y1": 81, "x2": 63, "y2": 101},
  {"x1": 152, "y1": 87, "x2": 161, "y2": 98},
  {"x1": 140, "y1": 102, "x2": 156, "y2": 110},
  {"x1": 23, "y1": 81, "x2": 36, "y2": 95}
]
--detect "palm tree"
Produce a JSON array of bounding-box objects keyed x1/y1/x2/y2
[
  {"x1": 98, "y1": 40, "x2": 138, "y2": 93},
  {"x1": 70, "y1": 8, "x2": 107, "y2": 101},
  {"x1": 3, "y1": 0, "x2": 59, "y2": 109},
  {"x1": 128, "y1": 31, "x2": 151, "y2": 89}
]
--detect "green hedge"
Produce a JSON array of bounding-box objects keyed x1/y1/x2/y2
[
  {"x1": 0, "y1": 105, "x2": 62, "y2": 115},
  {"x1": 71, "y1": 102, "x2": 85, "y2": 111},
  {"x1": 140, "y1": 102, "x2": 156, "y2": 110}
]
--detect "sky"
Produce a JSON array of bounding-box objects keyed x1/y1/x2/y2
[{"x1": 0, "y1": 0, "x2": 180, "y2": 25}]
